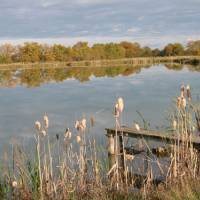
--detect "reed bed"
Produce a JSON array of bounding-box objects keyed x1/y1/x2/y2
[{"x1": 1, "y1": 85, "x2": 200, "y2": 200}]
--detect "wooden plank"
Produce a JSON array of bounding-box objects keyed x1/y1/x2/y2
[{"x1": 106, "y1": 127, "x2": 200, "y2": 150}]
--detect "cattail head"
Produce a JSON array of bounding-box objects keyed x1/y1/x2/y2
[
  {"x1": 186, "y1": 84, "x2": 191, "y2": 101},
  {"x1": 173, "y1": 120, "x2": 177, "y2": 130},
  {"x1": 76, "y1": 135, "x2": 81, "y2": 143},
  {"x1": 134, "y1": 123, "x2": 140, "y2": 131},
  {"x1": 117, "y1": 97, "x2": 124, "y2": 113},
  {"x1": 44, "y1": 114, "x2": 49, "y2": 129},
  {"x1": 75, "y1": 120, "x2": 80, "y2": 131},
  {"x1": 181, "y1": 84, "x2": 185, "y2": 98},
  {"x1": 114, "y1": 103, "x2": 119, "y2": 117},
  {"x1": 41, "y1": 129, "x2": 47, "y2": 137},
  {"x1": 81, "y1": 118, "x2": 87, "y2": 130},
  {"x1": 64, "y1": 128, "x2": 72, "y2": 139},
  {"x1": 181, "y1": 97, "x2": 187, "y2": 109},
  {"x1": 176, "y1": 97, "x2": 181, "y2": 109},
  {"x1": 35, "y1": 121, "x2": 41, "y2": 131},
  {"x1": 90, "y1": 115, "x2": 94, "y2": 127},
  {"x1": 12, "y1": 181, "x2": 17, "y2": 188}
]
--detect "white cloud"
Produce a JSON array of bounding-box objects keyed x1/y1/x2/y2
[
  {"x1": 127, "y1": 27, "x2": 140, "y2": 33},
  {"x1": 74, "y1": 0, "x2": 117, "y2": 5}
]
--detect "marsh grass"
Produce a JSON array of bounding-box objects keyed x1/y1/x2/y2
[{"x1": 1, "y1": 85, "x2": 200, "y2": 199}]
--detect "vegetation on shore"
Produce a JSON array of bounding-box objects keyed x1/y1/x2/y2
[
  {"x1": 0, "y1": 40, "x2": 200, "y2": 64},
  {"x1": 0, "y1": 84, "x2": 200, "y2": 199}
]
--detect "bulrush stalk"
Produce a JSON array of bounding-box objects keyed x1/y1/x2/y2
[
  {"x1": 114, "y1": 102, "x2": 119, "y2": 190},
  {"x1": 75, "y1": 117, "x2": 87, "y2": 187},
  {"x1": 35, "y1": 120, "x2": 43, "y2": 200},
  {"x1": 181, "y1": 83, "x2": 185, "y2": 98},
  {"x1": 44, "y1": 114, "x2": 53, "y2": 181}
]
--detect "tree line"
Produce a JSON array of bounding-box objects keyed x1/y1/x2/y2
[{"x1": 0, "y1": 40, "x2": 200, "y2": 64}]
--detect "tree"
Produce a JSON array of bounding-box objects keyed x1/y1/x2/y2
[
  {"x1": 120, "y1": 41, "x2": 142, "y2": 57},
  {"x1": 40, "y1": 44, "x2": 55, "y2": 62},
  {"x1": 91, "y1": 44, "x2": 106, "y2": 60},
  {"x1": 19, "y1": 42, "x2": 41, "y2": 62},
  {"x1": 53, "y1": 44, "x2": 67, "y2": 61},
  {"x1": 163, "y1": 43, "x2": 184, "y2": 56},
  {"x1": 0, "y1": 43, "x2": 16, "y2": 63},
  {"x1": 141, "y1": 47, "x2": 152, "y2": 57},
  {"x1": 186, "y1": 40, "x2": 200, "y2": 56},
  {"x1": 72, "y1": 42, "x2": 92, "y2": 61},
  {"x1": 152, "y1": 48, "x2": 161, "y2": 57},
  {"x1": 104, "y1": 43, "x2": 125, "y2": 59}
]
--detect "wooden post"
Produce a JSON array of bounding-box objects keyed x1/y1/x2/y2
[
  {"x1": 119, "y1": 134, "x2": 125, "y2": 171},
  {"x1": 107, "y1": 134, "x2": 115, "y2": 170}
]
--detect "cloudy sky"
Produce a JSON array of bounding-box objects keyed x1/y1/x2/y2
[{"x1": 0, "y1": 0, "x2": 200, "y2": 47}]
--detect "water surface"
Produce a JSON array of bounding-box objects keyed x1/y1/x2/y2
[{"x1": 0, "y1": 64, "x2": 200, "y2": 151}]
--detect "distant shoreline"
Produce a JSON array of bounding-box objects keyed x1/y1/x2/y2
[{"x1": 0, "y1": 56, "x2": 200, "y2": 70}]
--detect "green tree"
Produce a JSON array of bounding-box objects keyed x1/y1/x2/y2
[
  {"x1": 152, "y1": 48, "x2": 161, "y2": 57},
  {"x1": 104, "y1": 43, "x2": 125, "y2": 59},
  {"x1": 141, "y1": 47, "x2": 152, "y2": 57},
  {"x1": 91, "y1": 44, "x2": 106, "y2": 60}
]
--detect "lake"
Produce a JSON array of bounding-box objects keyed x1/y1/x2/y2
[{"x1": 0, "y1": 64, "x2": 200, "y2": 153}]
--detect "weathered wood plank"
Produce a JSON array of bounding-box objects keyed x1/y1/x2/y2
[{"x1": 106, "y1": 127, "x2": 200, "y2": 150}]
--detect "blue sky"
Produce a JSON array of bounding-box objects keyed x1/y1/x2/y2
[{"x1": 0, "y1": 0, "x2": 200, "y2": 47}]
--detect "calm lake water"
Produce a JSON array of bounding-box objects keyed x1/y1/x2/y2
[{"x1": 0, "y1": 64, "x2": 200, "y2": 152}]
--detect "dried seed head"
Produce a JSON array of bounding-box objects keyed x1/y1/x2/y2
[
  {"x1": 35, "y1": 121, "x2": 41, "y2": 131},
  {"x1": 41, "y1": 129, "x2": 47, "y2": 137},
  {"x1": 125, "y1": 154, "x2": 134, "y2": 161},
  {"x1": 76, "y1": 135, "x2": 81, "y2": 143},
  {"x1": 177, "y1": 97, "x2": 181, "y2": 109},
  {"x1": 75, "y1": 120, "x2": 80, "y2": 130},
  {"x1": 192, "y1": 126, "x2": 196, "y2": 132},
  {"x1": 90, "y1": 115, "x2": 94, "y2": 127},
  {"x1": 114, "y1": 103, "x2": 119, "y2": 117},
  {"x1": 173, "y1": 120, "x2": 177, "y2": 130},
  {"x1": 181, "y1": 97, "x2": 187, "y2": 109},
  {"x1": 134, "y1": 123, "x2": 140, "y2": 131},
  {"x1": 186, "y1": 84, "x2": 191, "y2": 100},
  {"x1": 117, "y1": 97, "x2": 124, "y2": 113},
  {"x1": 181, "y1": 84, "x2": 185, "y2": 98},
  {"x1": 81, "y1": 118, "x2": 87, "y2": 130},
  {"x1": 44, "y1": 114, "x2": 49, "y2": 129},
  {"x1": 12, "y1": 181, "x2": 17, "y2": 188},
  {"x1": 64, "y1": 128, "x2": 72, "y2": 139}
]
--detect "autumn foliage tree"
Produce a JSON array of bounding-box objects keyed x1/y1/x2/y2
[{"x1": 0, "y1": 40, "x2": 200, "y2": 64}]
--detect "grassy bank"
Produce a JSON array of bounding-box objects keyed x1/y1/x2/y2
[{"x1": 0, "y1": 56, "x2": 200, "y2": 70}]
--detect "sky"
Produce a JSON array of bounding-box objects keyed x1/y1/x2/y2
[{"x1": 0, "y1": 0, "x2": 200, "y2": 48}]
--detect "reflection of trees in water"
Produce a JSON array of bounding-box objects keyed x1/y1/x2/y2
[
  {"x1": 165, "y1": 64, "x2": 184, "y2": 71},
  {"x1": 0, "y1": 64, "x2": 199, "y2": 88},
  {"x1": 165, "y1": 64, "x2": 200, "y2": 72}
]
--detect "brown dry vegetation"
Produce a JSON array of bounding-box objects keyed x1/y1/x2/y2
[{"x1": 1, "y1": 84, "x2": 200, "y2": 200}]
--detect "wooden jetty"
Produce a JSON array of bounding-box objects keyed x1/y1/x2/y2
[{"x1": 106, "y1": 126, "x2": 200, "y2": 172}]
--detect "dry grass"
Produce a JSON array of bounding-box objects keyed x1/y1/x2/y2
[{"x1": 1, "y1": 84, "x2": 200, "y2": 199}]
